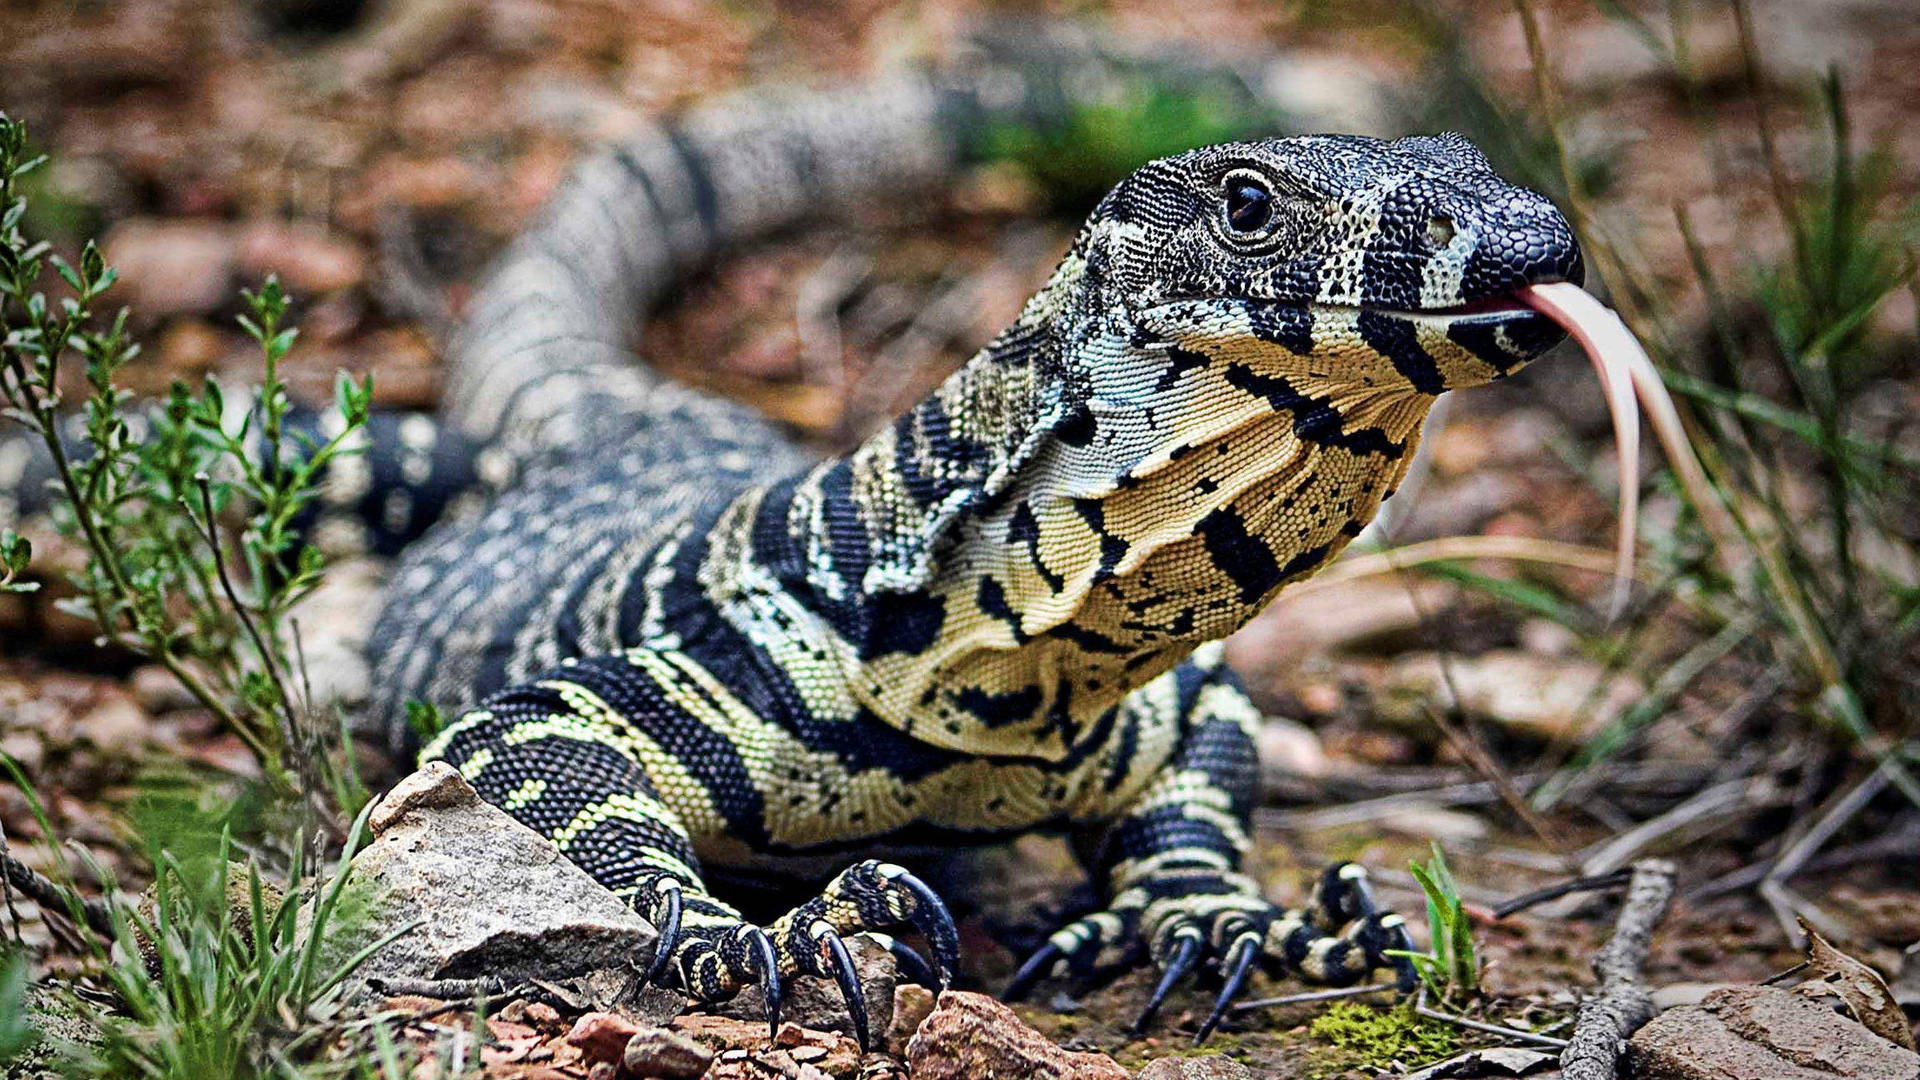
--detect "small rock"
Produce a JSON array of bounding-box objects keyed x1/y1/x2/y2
[
  {"x1": 236, "y1": 221, "x2": 368, "y2": 294},
  {"x1": 1518, "y1": 618, "x2": 1580, "y2": 657},
  {"x1": 101, "y1": 218, "x2": 236, "y2": 317},
  {"x1": 129, "y1": 665, "x2": 203, "y2": 713},
  {"x1": 1382, "y1": 650, "x2": 1642, "y2": 739},
  {"x1": 1629, "y1": 985, "x2": 1920, "y2": 1080},
  {"x1": 73, "y1": 694, "x2": 150, "y2": 756},
  {"x1": 884, "y1": 983, "x2": 935, "y2": 1055},
  {"x1": 1258, "y1": 717, "x2": 1330, "y2": 780},
  {"x1": 153, "y1": 319, "x2": 229, "y2": 378},
  {"x1": 0, "y1": 730, "x2": 44, "y2": 773},
  {"x1": 1377, "y1": 803, "x2": 1491, "y2": 846},
  {"x1": 322, "y1": 764, "x2": 655, "y2": 1003},
  {"x1": 773, "y1": 1022, "x2": 808, "y2": 1048},
  {"x1": 368, "y1": 761, "x2": 480, "y2": 833},
  {"x1": 131, "y1": 862, "x2": 282, "y2": 975},
  {"x1": 671, "y1": 1013, "x2": 768, "y2": 1053},
  {"x1": 706, "y1": 1050, "x2": 834, "y2": 1080},
  {"x1": 905, "y1": 991, "x2": 1129, "y2": 1080},
  {"x1": 1137, "y1": 1055, "x2": 1255, "y2": 1078},
  {"x1": 673, "y1": 1014, "x2": 862, "y2": 1077},
  {"x1": 566, "y1": 1012, "x2": 639, "y2": 1066},
  {"x1": 621, "y1": 1024, "x2": 712, "y2": 1078}
]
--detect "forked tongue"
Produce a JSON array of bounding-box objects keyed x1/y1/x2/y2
[{"x1": 1517, "y1": 282, "x2": 1642, "y2": 620}]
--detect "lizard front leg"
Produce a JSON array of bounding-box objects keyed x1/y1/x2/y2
[
  {"x1": 418, "y1": 665, "x2": 956, "y2": 1053},
  {"x1": 1004, "y1": 656, "x2": 1416, "y2": 1042}
]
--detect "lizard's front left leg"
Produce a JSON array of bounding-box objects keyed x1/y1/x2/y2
[
  {"x1": 1004, "y1": 659, "x2": 1416, "y2": 1042},
  {"x1": 419, "y1": 669, "x2": 956, "y2": 1053}
]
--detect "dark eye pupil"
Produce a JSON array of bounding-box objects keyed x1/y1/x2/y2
[{"x1": 1226, "y1": 182, "x2": 1272, "y2": 232}]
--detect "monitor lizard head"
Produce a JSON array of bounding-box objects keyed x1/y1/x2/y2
[
  {"x1": 764, "y1": 133, "x2": 1582, "y2": 759},
  {"x1": 1103, "y1": 131, "x2": 1583, "y2": 390}
]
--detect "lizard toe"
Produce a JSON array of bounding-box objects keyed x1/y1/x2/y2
[
  {"x1": 1130, "y1": 929, "x2": 1202, "y2": 1033},
  {"x1": 866, "y1": 932, "x2": 940, "y2": 989},
  {"x1": 1005, "y1": 904, "x2": 1145, "y2": 1001},
  {"x1": 641, "y1": 878, "x2": 684, "y2": 986},
  {"x1": 1195, "y1": 934, "x2": 1261, "y2": 1044}
]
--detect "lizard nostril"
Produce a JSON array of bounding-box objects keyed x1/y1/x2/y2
[{"x1": 1424, "y1": 215, "x2": 1456, "y2": 249}]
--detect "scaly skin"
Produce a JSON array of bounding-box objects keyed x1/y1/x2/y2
[
  {"x1": 386, "y1": 113, "x2": 1582, "y2": 1046},
  {"x1": 1, "y1": 60, "x2": 1582, "y2": 1048}
]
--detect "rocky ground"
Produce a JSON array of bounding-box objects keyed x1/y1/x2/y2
[{"x1": 2, "y1": 0, "x2": 1918, "y2": 1077}]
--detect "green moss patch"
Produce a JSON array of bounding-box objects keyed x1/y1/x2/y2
[{"x1": 1306, "y1": 1003, "x2": 1455, "y2": 1077}]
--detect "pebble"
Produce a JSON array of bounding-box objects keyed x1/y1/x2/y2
[
  {"x1": 621, "y1": 1023, "x2": 712, "y2": 1079},
  {"x1": 563, "y1": 1011, "x2": 638, "y2": 1066}
]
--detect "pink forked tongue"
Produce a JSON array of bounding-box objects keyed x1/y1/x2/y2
[{"x1": 1518, "y1": 282, "x2": 1643, "y2": 619}]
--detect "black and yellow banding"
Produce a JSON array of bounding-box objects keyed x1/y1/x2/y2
[
  {"x1": 0, "y1": 50, "x2": 1583, "y2": 1039},
  {"x1": 388, "y1": 116, "x2": 1579, "y2": 1039},
  {"x1": 354, "y1": 68, "x2": 1577, "y2": 1041}
]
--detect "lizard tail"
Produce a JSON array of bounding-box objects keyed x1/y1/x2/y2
[{"x1": 440, "y1": 76, "x2": 974, "y2": 460}]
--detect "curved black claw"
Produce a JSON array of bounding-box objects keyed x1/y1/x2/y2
[
  {"x1": 1379, "y1": 916, "x2": 1420, "y2": 994},
  {"x1": 878, "y1": 934, "x2": 940, "y2": 989},
  {"x1": 820, "y1": 933, "x2": 872, "y2": 1054},
  {"x1": 644, "y1": 883, "x2": 683, "y2": 985},
  {"x1": 747, "y1": 927, "x2": 783, "y2": 1039},
  {"x1": 1130, "y1": 934, "x2": 1202, "y2": 1034},
  {"x1": 1003, "y1": 942, "x2": 1064, "y2": 1002},
  {"x1": 1195, "y1": 937, "x2": 1260, "y2": 1045},
  {"x1": 889, "y1": 868, "x2": 960, "y2": 990}
]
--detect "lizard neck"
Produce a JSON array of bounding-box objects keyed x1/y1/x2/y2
[{"x1": 728, "y1": 245, "x2": 1437, "y2": 759}]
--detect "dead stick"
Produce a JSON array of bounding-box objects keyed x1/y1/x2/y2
[
  {"x1": 1560, "y1": 858, "x2": 1677, "y2": 1080},
  {"x1": 1, "y1": 848, "x2": 114, "y2": 937}
]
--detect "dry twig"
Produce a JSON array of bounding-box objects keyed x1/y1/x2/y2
[
  {"x1": 1758, "y1": 761, "x2": 1894, "y2": 947},
  {"x1": 0, "y1": 848, "x2": 114, "y2": 937},
  {"x1": 1560, "y1": 859, "x2": 1676, "y2": 1080}
]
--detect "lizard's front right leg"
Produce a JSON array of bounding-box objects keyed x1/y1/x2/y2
[{"x1": 419, "y1": 677, "x2": 955, "y2": 1053}]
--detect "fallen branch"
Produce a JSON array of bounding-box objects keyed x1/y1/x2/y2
[
  {"x1": 1577, "y1": 777, "x2": 1763, "y2": 877},
  {"x1": 1494, "y1": 869, "x2": 1632, "y2": 919},
  {"x1": 1, "y1": 847, "x2": 114, "y2": 937},
  {"x1": 367, "y1": 975, "x2": 511, "y2": 1000},
  {"x1": 1560, "y1": 859, "x2": 1676, "y2": 1080}
]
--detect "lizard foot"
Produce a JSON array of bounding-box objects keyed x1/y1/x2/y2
[
  {"x1": 636, "y1": 860, "x2": 959, "y2": 1054},
  {"x1": 1004, "y1": 863, "x2": 1415, "y2": 1043}
]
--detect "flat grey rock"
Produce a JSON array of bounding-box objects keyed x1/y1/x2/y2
[{"x1": 320, "y1": 762, "x2": 657, "y2": 1004}]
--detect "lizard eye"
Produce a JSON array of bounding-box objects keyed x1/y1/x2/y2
[{"x1": 1224, "y1": 177, "x2": 1273, "y2": 233}]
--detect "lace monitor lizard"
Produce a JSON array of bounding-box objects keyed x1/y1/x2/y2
[{"x1": 2, "y1": 56, "x2": 1582, "y2": 1051}]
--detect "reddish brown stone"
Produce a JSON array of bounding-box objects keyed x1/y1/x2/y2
[
  {"x1": 564, "y1": 1011, "x2": 640, "y2": 1066},
  {"x1": 904, "y1": 991, "x2": 1129, "y2": 1080},
  {"x1": 884, "y1": 983, "x2": 935, "y2": 1055}
]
